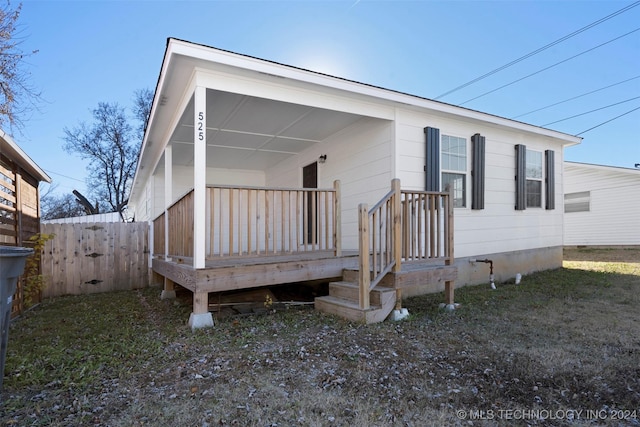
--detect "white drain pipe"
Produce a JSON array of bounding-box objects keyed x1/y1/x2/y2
[{"x1": 470, "y1": 258, "x2": 495, "y2": 289}]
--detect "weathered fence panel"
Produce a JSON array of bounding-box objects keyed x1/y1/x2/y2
[{"x1": 41, "y1": 222, "x2": 149, "y2": 297}]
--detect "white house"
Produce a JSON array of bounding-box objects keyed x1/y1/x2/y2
[
  {"x1": 564, "y1": 161, "x2": 640, "y2": 246},
  {"x1": 128, "y1": 38, "x2": 581, "y2": 327}
]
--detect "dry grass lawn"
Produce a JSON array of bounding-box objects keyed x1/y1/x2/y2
[{"x1": 1, "y1": 247, "x2": 639, "y2": 426}]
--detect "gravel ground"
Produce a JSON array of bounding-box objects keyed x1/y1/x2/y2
[{"x1": 1, "y1": 248, "x2": 639, "y2": 426}]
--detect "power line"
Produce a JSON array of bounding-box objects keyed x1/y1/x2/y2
[
  {"x1": 44, "y1": 169, "x2": 86, "y2": 183},
  {"x1": 511, "y1": 75, "x2": 640, "y2": 119},
  {"x1": 459, "y1": 27, "x2": 640, "y2": 106},
  {"x1": 542, "y1": 96, "x2": 640, "y2": 126},
  {"x1": 575, "y1": 105, "x2": 640, "y2": 135},
  {"x1": 434, "y1": 0, "x2": 640, "y2": 100}
]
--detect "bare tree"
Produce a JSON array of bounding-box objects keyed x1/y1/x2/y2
[
  {"x1": 40, "y1": 184, "x2": 86, "y2": 220},
  {"x1": 0, "y1": 1, "x2": 40, "y2": 131},
  {"x1": 62, "y1": 89, "x2": 152, "y2": 219},
  {"x1": 132, "y1": 88, "x2": 153, "y2": 140},
  {"x1": 63, "y1": 103, "x2": 138, "y2": 218}
]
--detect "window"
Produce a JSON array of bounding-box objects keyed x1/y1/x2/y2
[
  {"x1": 564, "y1": 191, "x2": 590, "y2": 213},
  {"x1": 441, "y1": 135, "x2": 467, "y2": 207},
  {"x1": 525, "y1": 149, "x2": 542, "y2": 208}
]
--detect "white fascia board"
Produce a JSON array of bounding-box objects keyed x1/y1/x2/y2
[
  {"x1": 170, "y1": 39, "x2": 582, "y2": 146},
  {"x1": 131, "y1": 43, "x2": 197, "y2": 206},
  {"x1": 130, "y1": 42, "x2": 176, "y2": 205},
  {"x1": 195, "y1": 67, "x2": 395, "y2": 120}
]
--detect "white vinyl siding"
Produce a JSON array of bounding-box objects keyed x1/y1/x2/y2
[
  {"x1": 564, "y1": 163, "x2": 640, "y2": 245},
  {"x1": 395, "y1": 109, "x2": 566, "y2": 258},
  {"x1": 267, "y1": 117, "x2": 393, "y2": 251}
]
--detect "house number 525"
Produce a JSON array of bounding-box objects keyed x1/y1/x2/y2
[{"x1": 197, "y1": 112, "x2": 204, "y2": 141}]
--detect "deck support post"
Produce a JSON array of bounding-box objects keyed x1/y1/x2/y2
[
  {"x1": 444, "y1": 184, "x2": 455, "y2": 306},
  {"x1": 189, "y1": 291, "x2": 213, "y2": 330},
  {"x1": 444, "y1": 281, "x2": 455, "y2": 306},
  {"x1": 160, "y1": 277, "x2": 176, "y2": 300},
  {"x1": 333, "y1": 180, "x2": 342, "y2": 257},
  {"x1": 358, "y1": 203, "x2": 370, "y2": 310},
  {"x1": 390, "y1": 179, "x2": 409, "y2": 321}
]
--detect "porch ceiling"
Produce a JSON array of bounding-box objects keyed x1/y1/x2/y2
[{"x1": 168, "y1": 89, "x2": 364, "y2": 170}]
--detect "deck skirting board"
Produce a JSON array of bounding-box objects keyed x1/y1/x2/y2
[
  {"x1": 195, "y1": 256, "x2": 358, "y2": 293},
  {"x1": 152, "y1": 258, "x2": 197, "y2": 290},
  {"x1": 152, "y1": 254, "x2": 359, "y2": 293},
  {"x1": 392, "y1": 264, "x2": 458, "y2": 289}
]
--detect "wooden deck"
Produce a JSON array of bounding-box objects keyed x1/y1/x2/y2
[
  {"x1": 153, "y1": 251, "x2": 359, "y2": 294},
  {"x1": 152, "y1": 179, "x2": 456, "y2": 328}
]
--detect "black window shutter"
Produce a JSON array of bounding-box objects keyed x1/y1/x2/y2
[
  {"x1": 545, "y1": 150, "x2": 555, "y2": 210},
  {"x1": 515, "y1": 144, "x2": 526, "y2": 210},
  {"x1": 471, "y1": 133, "x2": 485, "y2": 210},
  {"x1": 424, "y1": 127, "x2": 440, "y2": 191}
]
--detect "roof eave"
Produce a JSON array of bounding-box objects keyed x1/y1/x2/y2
[
  {"x1": 0, "y1": 129, "x2": 52, "y2": 183},
  {"x1": 165, "y1": 39, "x2": 583, "y2": 146},
  {"x1": 565, "y1": 160, "x2": 640, "y2": 174}
]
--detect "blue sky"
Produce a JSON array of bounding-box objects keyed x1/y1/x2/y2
[{"x1": 15, "y1": 0, "x2": 640, "y2": 196}]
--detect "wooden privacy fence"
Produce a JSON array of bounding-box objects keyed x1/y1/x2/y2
[{"x1": 41, "y1": 222, "x2": 149, "y2": 297}]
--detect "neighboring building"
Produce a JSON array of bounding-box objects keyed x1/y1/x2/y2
[
  {"x1": 564, "y1": 161, "x2": 640, "y2": 246},
  {"x1": 41, "y1": 211, "x2": 122, "y2": 224},
  {"x1": 0, "y1": 129, "x2": 51, "y2": 245},
  {"x1": 0, "y1": 129, "x2": 52, "y2": 314},
  {"x1": 128, "y1": 39, "x2": 581, "y2": 327}
]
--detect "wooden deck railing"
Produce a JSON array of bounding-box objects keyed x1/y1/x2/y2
[
  {"x1": 152, "y1": 181, "x2": 341, "y2": 259},
  {"x1": 169, "y1": 190, "x2": 195, "y2": 257},
  {"x1": 357, "y1": 179, "x2": 401, "y2": 309},
  {"x1": 357, "y1": 180, "x2": 454, "y2": 310},
  {"x1": 401, "y1": 189, "x2": 453, "y2": 261},
  {"x1": 152, "y1": 192, "x2": 194, "y2": 258},
  {"x1": 153, "y1": 212, "x2": 165, "y2": 257},
  {"x1": 206, "y1": 182, "x2": 340, "y2": 257}
]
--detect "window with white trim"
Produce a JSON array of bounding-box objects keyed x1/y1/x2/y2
[
  {"x1": 525, "y1": 149, "x2": 542, "y2": 208},
  {"x1": 564, "y1": 191, "x2": 590, "y2": 213},
  {"x1": 441, "y1": 135, "x2": 467, "y2": 208}
]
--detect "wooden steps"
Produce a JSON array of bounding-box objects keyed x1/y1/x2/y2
[
  {"x1": 314, "y1": 280, "x2": 396, "y2": 324},
  {"x1": 314, "y1": 262, "x2": 458, "y2": 324}
]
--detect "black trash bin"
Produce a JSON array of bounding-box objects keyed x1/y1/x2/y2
[{"x1": 0, "y1": 246, "x2": 34, "y2": 392}]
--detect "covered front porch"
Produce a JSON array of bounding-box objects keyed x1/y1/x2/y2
[
  {"x1": 134, "y1": 41, "x2": 456, "y2": 328},
  {"x1": 151, "y1": 179, "x2": 456, "y2": 328}
]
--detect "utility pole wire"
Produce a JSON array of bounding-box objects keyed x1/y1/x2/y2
[
  {"x1": 542, "y1": 96, "x2": 640, "y2": 126},
  {"x1": 434, "y1": 0, "x2": 640, "y2": 100},
  {"x1": 459, "y1": 27, "x2": 640, "y2": 106},
  {"x1": 44, "y1": 169, "x2": 86, "y2": 183},
  {"x1": 512, "y1": 75, "x2": 640, "y2": 119},
  {"x1": 575, "y1": 105, "x2": 640, "y2": 136}
]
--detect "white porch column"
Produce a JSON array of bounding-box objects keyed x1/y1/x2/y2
[
  {"x1": 193, "y1": 86, "x2": 207, "y2": 269},
  {"x1": 164, "y1": 143, "x2": 173, "y2": 261},
  {"x1": 161, "y1": 144, "x2": 176, "y2": 300},
  {"x1": 189, "y1": 85, "x2": 213, "y2": 329}
]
